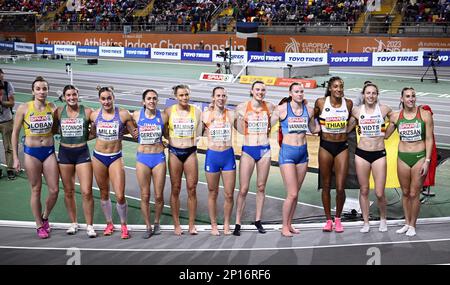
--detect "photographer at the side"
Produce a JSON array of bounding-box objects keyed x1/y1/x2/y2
[{"x1": 0, "y1": 69, "x2": 16, "y2": 180}]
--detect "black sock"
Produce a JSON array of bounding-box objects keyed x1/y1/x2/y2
[
  {"x1": 255, "y1": 220, "x2": 266, "y2": 233},
  {"x1": 233, "y1": 224, "x2": 241, "y2": 236}
]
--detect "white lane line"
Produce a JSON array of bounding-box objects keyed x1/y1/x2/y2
[{"x1": 2, "y1": 237, "x2": 450, "y2": 252}]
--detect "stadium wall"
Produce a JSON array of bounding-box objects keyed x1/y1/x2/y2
[{"x1": 33, "y1": 32, "x2": 450, "y2": 53}]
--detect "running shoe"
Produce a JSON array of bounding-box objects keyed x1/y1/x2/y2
[
  {"x1": 86, "y1": 225, "x2": 97, "y2": 238},
  {"x1": 121, "y1": 224, "x2": 130, "y2": 239},
  {"x1": 37, "y1": 227, "x2": 49, "y2": 239},
  {"x1": 334, "y1": 217, "x2": 344, "y2": 233},
  {"x1": 42, "y1": 217, "x2": 51, "y2": 233},
  {"x1": 66, "y1": 223, "x2": 78, "y2": 235},
  {"x1": 103, "y1": 223, "x2": 114, "y2": 236},
  {"x1": 322, "y1": 220, "x2": 333, "y2": 232}
]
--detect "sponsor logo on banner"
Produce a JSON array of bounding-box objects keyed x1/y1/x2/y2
[
  {"x1": 77, "y1": 46, "x2": 99, "y2": 56},
  {"x1": 0, "y1": 42, "x2": 14, "y2": 49},
  {"x1": 14, "y1": 42, "x2": 35, "y2": 53},
  {"x1": 181, "y1": 50, "x2": 212, "y2": 61},
  {"x1": 239, "y1": 75, "x2": 276, "y2": 86},
  {"x1": 329, "y1": 53, "x2": 372, "y2": 66},
  {"x1": 285, "y1": 53, "x2": 327, "y2": 63},
  {"x1": 248, "y1": 52, "x2": 285, "y2": 62},
  {"x1": 36, "y1": 44, "x2": 54, "y2": 54},
  {"x1": 422, "y1": 51, "x2": 450, "y2": 67},
  {"x1": 274, "y1": 78, "x2": 317, "y2": 89},
  {"x1": 284, "y1": 37, "x2": 332, "y2": 53},
  {"x1": 372, "y1": 51, "x2": 423, "y2": 66},
  {"x1": 151, "y1": 48, "x2": 181, "y2": 60},
  {"x1": 54, "y1": 45, "x2": 77, "y2": 56},
  {"x1": 212, "y1": 50, "x2": 247, "y2": 63},
  {"x1": 362, "y1": 38, "x2": 412, "y2": 53},
  {"x1": 99, "y1": 46, "x2": 124, "y2": 57},
  {"x1": 124, "y1": 47, "x2": 150, "y2": 58},
  {"x1": 199, "y1": 73, "x2": 234, "y2": 82}
]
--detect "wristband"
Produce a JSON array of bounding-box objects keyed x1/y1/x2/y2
[{"x1": 425, "y1": 158, "x2": 431, "y2": 163}]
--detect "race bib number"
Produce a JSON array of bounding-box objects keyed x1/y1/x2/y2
[
  {"x1": 210, "y1": 122, "x2": 231, "y2": 142},
  {"x1": 399, "y1": 122, "x2": 422, "y2": 142},
  {"x1": 29, "y1": 114, "x2": 53, "y2": 135},
  {"x1": 61, "y1": 118, "x2": 84, "y2": 137},
  {"x1": 97, "y1": 121, "x2": 119, "y2": 141},
  {"x1": 325, "y1": 117, "x2": 347, "y2": 133},
  {"x1": 139, "y1": 124, "x2": 162, "y2": 144},
  {"x1": 247, "y1": 113, "x2": 268, "y2": 134},
  {"x1": 173, "y1": 117, "x2": 195, "y2": 138},
  {"x1": 288, "y1": 117, "x2": 308, "y2": 133}
]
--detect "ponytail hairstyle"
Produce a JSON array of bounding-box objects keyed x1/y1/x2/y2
[
  {"x1": 31, "y1": 76, "x2": 49, "y2": 100},
  {"x1": 250, "y1": 80, "x2": 265, "y2": 97},
  {"x1": 289, "y1": 82, "x2": 303, "y2": 92},
  {"x1": 97, "y1": 85, "x2": 114, "y2": 97},
  {"x1": 278, "y1": 96, "x2": 291, "y2": 105},
  {"x1": 63, "y1": 84, "x2": 78, "y2": 95},
  {"x1": 172, "y1": 84, "x2": 190, "y2": 96},
  {"x1": 399, "y1": 86, "x2": 415, "y2": 109},
  {"x1": 324, "y1": 76, "x2": 343, "y2": 97}
]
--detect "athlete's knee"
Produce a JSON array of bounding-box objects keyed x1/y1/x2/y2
[
  {"x1": 171, "y1": 187, "x2": 181, "y2": 196},
  {"x1": 336, "y1": 189, "x2": 346, "y2": 198},
  {"x1": 286, "y1": 192, "x2": 298, "y2": 201},
  {"x1": 64, "y1": 187, "x2": 76, "y2": 198},
  {"x1": 187, "y1": 187, "x2": 197, "y2": 197},
  {"x1": 256, "y1": 183, "x2": 266, "y2": 193},
  {"x1": 238, "y1": 189, "x2": 248, "y2": 198},
  {"x1": 154, "y1": 194, "x2": 164, "y2": 205},
  {"x1": 224, "y1": 192, "x2": 234, "y2": 203},
  {"x1": 208, "y1": 187, "x2": 218, "y2": 196},
  {"x1": 140, "y1": 192, "x2": 150, "y2": 202},
  {"x1": 359, "y1": 187, "x2": 370, "y2": 197},
  {"x1": 375, "y1": 192, "x2": 385, "y2": 201},
  {"x1": 408, "y1": 191, "x2": 419, "y2": 199},
  {"x1": 81, "y1": 189, "x2": 93, "y2": 201}
]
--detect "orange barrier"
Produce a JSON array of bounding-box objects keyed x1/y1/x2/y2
[{"x1": 274, "y1": 78, "x2": 317, "y2": 88}]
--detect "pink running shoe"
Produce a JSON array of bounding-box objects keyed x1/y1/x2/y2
[
  {"x1": 334, "y1": 217, "x2": 344, "y2": 233},
  {"x1": 42, "y1": 217, "x2": 51, "y2": 233},
  {"x1": 121, "y1": 225, "x2": 130, "y2": 239},
  {"x1": 103, "y1": 223, "x2": 114, "y2": 236},
  {"x1": 323, "y1": 220, "x2": 333, "y2": 232},
  {"x1": 37, "y1": 227, "x2": 49, "y2": 239}
]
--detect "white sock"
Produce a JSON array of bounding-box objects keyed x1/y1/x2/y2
[
  {"x1": 360, "y1": 223, "x2": 370, "y2": 233},
  {"x1": 116, "y1": 202, "x2": 128, "y2": 224},
  {"x1": 379, "y1": 219, "x2": 388, "y2": 232},
  {"x1": 396, "y1": 224, "x2": 409, "y2": 234},
  {"x1": 100, "y1": 199, "x2": 112, "y2": 222},
  {"x1": 406, "y1": 226, "x2": 416, "y2": 237}
]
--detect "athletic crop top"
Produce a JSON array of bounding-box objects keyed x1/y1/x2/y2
[
  {"x1": 23, "y1": 101, "x2": 53, "y2": 137},
  {"x1": 358, "y1": 104, "x2": 386, "y2": 138},
  {"x1": 396, "y1": 108, "x2": 426, "y2": 142},
  {"x1": 169, "y1": 104, "x2": 196, "y2": 139},
  {"x1": 60, "y1": 105, "x2": 89, "y2": 144},
  {"x1": 319, "y1": 96, "x2": 348, "y2": 134},
  {"x1": 280, "y1": 101, "x2": 309, "y2": 135},
  {"x1": 95, "y1": 107, "x2": 124, "y2": 141},
  {"x1": 137, "y1": 108, "x2": 163, "y2": 145},
  {"x1": 244, "y1": 101, "x2": 270, "y2": 135}
]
